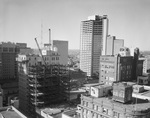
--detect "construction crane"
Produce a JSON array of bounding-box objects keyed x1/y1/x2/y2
[
  {"x1": 35, "y1": 38, "x2": 46, "y2": 66},
  {"x1": 35, "y1": 28, "x2": 51, "y2": 66}
]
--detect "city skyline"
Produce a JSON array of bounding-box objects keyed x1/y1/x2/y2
[{"x1": 1, "y1": 0, "x2": 150, "y2": 50}]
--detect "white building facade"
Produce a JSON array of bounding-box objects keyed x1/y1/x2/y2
[{"x1": 80, "y1": 15, "x2": 108, "y2": 76}]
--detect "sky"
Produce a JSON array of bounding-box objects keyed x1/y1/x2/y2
[{"x1": 1, "y1": 0, "x2": 150, "y2": 50}]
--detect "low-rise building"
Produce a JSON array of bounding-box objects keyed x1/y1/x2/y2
[
  {"x1": 77, "y1": 82, "x2": 150, "y2": 118},
  {"x1": 137, "y1": 75, "x2": 149, "y2": 85},
  {"x1": 39, "y1": 108, "x2": 62, "y2": 118},
  {"x1": 132, "y1": 84, "x2": 144, "y2": 93},
  {"x1": 0, "y1": 106, "x2": 27, "y2": 118},
  {"x1": 79, "y1": 94, "x2": 150, "y2": 118},
  {"x1": 62, "y1": 109, "x2": 79, "y2": 118},
  {"x1": 90, "y1": 84, "x2": 112, "y2": 98},
  {"x1": 113, "y1": 82, "x2": 132, "y2": 103}
]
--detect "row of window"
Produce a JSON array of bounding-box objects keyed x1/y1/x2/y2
[
  {"x1": 28, "y1": 62, "x2": 60, "y2": 66},
  {"x1": 52, "y1": 57, "x2": 59, "y2": 60},
  {"x1": 0, "y1": 47, "x2": 19, "y2": 53},
  {"x1": 83, "y1": 105, "x2": 145, "y2": 118},
  {"x1": 82, "y1": 106, "x2": 120, "y2": 118},
  {"x1": 113, "y1": 90, "x2": 125, "y2": 98},
  {"x1": 101, "y1": 70, "x2": 114, "y2": 74},
  {"x1": 121, "y1": 65, "x2": 132, "y2": 70},
  {"x1": 28, "y1": 57, "x2": 59, "y2": 61},
  {"x1": 101, "y1": 64, "x2": 115, "y2": 69}
]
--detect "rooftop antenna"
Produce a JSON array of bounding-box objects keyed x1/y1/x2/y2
[
  {"x1": 49, "y1": 29, "x2": 51, "y2": 47},
  {"x1": 49, "y1": 29, "x2": 51, "y2": 64}
]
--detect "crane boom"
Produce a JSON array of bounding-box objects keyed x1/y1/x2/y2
[{"x1": 35, "y1": 38, "x2": 46, "y2": 66}]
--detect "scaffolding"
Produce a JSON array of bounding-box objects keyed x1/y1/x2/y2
[{"x1": 19, "y1": 64, "x2": 70, "y2": 118}]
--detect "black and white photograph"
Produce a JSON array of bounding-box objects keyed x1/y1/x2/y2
[{"x1": 1, "y1": 0, "x2": 150, "y2": 118}]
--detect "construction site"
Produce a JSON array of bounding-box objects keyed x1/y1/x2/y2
[
  {"x1": 18, "y1": 31, "x2": 71, "y2": 117},
  {"x1": 18, "y1": 60, "x2": 70, "y2": 118}
]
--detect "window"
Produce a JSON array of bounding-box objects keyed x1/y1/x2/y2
[
  {"x1": 93, "y1": 105, "x2": 97, "y2": 110},
  {"x1": 56, "y1": 57, "x2": 59, "y2": 60},
  {"x1": 52, "y1": 57, "x2": 55, "y2": 60},
  {"x1": 91, "y1": 87, "x2": 96, "y2": 93},
  {"x1": 113, "y1": 111, "x2": 119, "y2": 118},
  {"x1": 93, "y1": 113, "x2": 97, "y2": 118},
  {"x1": 102, "y1": 108, "x2": 107, "y2": 114},
  {"x1": 9, "y1": 48, "x2": 13, "y2": 52},
  {"x1": 107, "y1": 109, "x2": 112, "y2": 116},
  {"x1": 86, "y1": 102, "x2": 88, "y2": 107},
  {"x1": 119, "y1": 91, "x2": 124, "y2": 97},
  {"x1": 3, "y1": 47, "x2": 8, "y2": 52},
  {"x1": 114, "y1": 112, "x2": 117, "y2": 118},
  {"x1": 105, "y1": 71, "x2": 108, "y2": 74},
  {"x1": 98, "y1": 106, "x2": 101, "y2": 112},
  {"x1": 113, "y1": 91, "x2": 118, "y2": 96},
  {"x1": 83, "y1": 101, "x2": 86, "y2": 106},
  {"x1": 83, "y1": 109, "x2": 87, "y2": 114},
  {"x1": 87, "y1": 111, "x2": 91, "y2": 118},
  {"x1": 105, "y1": 76, "x2": 109, "y2": 80}
]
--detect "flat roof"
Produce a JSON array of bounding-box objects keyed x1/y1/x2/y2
[
  {"x1": 63, "y1": 109, "x2": 79, "y2": 118},
  {"x1": 0, "y1": 106, "x2": 27, "y2": 118},
  {"x1": 93, "y1": 84, "x2": 112, "y2": 89},
  {"x1": 83, "y1": 83, "x2": 101, "y2": 87},
  {"x1": 42, "y1": 108, "x2": 61, "y2": 115},
  {"x1": 0, "y1": 110, "x2": 22, "y2": 118},
  {"x1": 144, "y1": 91, "x2": 150, "y2": 97}
]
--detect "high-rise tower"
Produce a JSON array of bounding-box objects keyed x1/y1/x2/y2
[
  {"x1": 80, "y1": 15, "x2": 108, "y2": 76},
  {"x1": 0, "y1": 42, "x2": 19, "y2": 82}
]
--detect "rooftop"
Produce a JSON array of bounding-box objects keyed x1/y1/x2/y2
[
  {"x1": 62, "y1": 109, "x2": 79, "y2": 118},
  {"x1": 1, "y1": 111, "x2": 21, "y2": 118},
  {"x1": 0, "y1": 106, "x2": 27, "y2": 118},
  {"x1": 42, "y1": 108, "x2": 61, "y2": 116},
  {"x1": 93, "y1": 84, "x2": 112, "y2": 89}
]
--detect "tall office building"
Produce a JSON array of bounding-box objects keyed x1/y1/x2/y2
[
  {"x1": 0, "y1": 42, "x2": 19, "y2": 105},
  {"x1": 106, "y1": 35, "x2": 124, "y2": 55},
  {"x1": 0, "y1": 42, "x2": 19, "y2": 82},
  {"x1": 80, "y1": 15, "x2": 108, "y2": 76}
]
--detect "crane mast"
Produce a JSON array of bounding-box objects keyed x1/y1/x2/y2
[{"x1": 35, "y1": 38, "x2": 46, "y2": 66}]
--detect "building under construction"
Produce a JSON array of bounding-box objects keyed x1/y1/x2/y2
[{"x1": 18, "y1": 54, "x2": 70, "y2": 118}]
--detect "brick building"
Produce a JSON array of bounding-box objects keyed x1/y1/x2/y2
[{"x1": 99, "y1": 55, "x2": 133, "y2": 85}]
